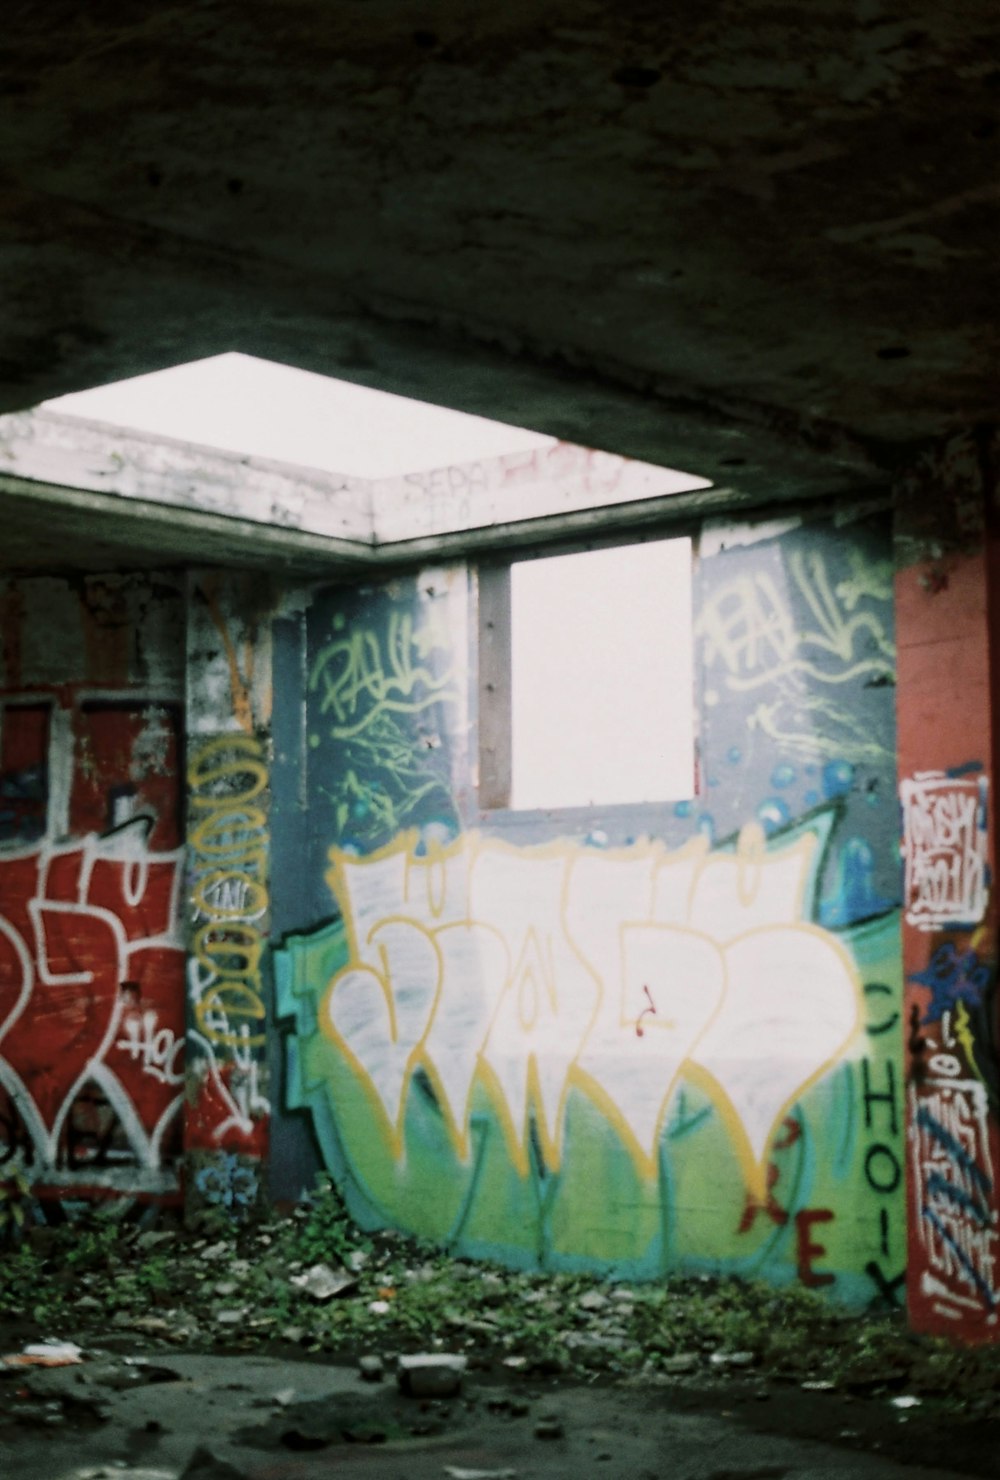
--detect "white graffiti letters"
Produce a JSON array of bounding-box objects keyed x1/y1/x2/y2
[{"x1": 320, "y1": 826, "x2": 862, "y2": 1194}]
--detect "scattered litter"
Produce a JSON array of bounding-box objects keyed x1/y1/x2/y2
[
  {"x1": 358, "y1": 1354, "x2": 384, "y2": 1382},
  {"x1": 273, "y1": 1387, "x2": 297, "y2": 1407},
  {"x1": 502, "y1": 1356, "x2": 527, "y2": 1369},
  {"x1": 889, "y1": 1395, "x2": 922, "y2": 1409},
  {"x1": 368, "y1": 1300, "x2": 391, "y2": 1315},
  {"x1": 289, "y1": 1262, "x2": 357, "y2": 1302},
  {"x1": 3, "y1": 1341, "x2": 83, "y2": 1369},
  {"x1": 801, "y1": 1380, "x2": 835, "y2": 1391}
]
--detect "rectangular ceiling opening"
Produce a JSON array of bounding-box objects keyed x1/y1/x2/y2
[{"x1": 24, "y1": 354, "x2": 711, "y2": 551}]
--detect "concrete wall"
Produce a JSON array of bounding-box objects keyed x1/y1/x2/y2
[{"x1": 272, "y1": 509, "x2": 907, "y2": 1307}]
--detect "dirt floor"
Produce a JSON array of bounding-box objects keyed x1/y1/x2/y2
[{"x1": 3, "y1": 1335, "x2": 1000, "y2": 1480}]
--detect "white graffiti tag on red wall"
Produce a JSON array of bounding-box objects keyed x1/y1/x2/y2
[
  {"x1": 900, "y1": 771, "x2": 989, "y2": 932},
  {"x1": 0, "y1": 820, "x2": 184, "y2": 1179}
]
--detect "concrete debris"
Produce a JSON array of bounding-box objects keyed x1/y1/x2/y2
[
  {"x1": 563, "y1": 1331, "x2": 628, "y2": 1353},
  {"x1": 487, "y1": 1394, "x2": 530, "y2": 1417},
  {"x1": 578, "y1": 1291, "x2": 609, "y2": 1312},
  {"x1": 288, "y1": 1262, "x2": 357, "y2": 1302},
  {"x1": 358, "y1": 1354, "x2": 384, "y2": 1382},
  {"x1": 710, "y1": 1351, "x2": 755, "y2": 1368},
  {"x1": 444, "y1": 1468, "x2": 518, "y2": 1479},
  {"x1": 135, "y1": 1230, "x2": 176, "y2": 1252},
  {"x1": 75, "y1": 1470, "x2": 176, "y2": 1480},
  {"x1": 180, "y1": 1446, "x2": 248, "y2": 1479},
  {"x1": 114, "y1": 1315, "x2": 173, "y2": 1337},
  {"x1": 397, "y1": 1353, "x2": 467, "y2": 1398},
  {"x1": 889, "y1": 1395, "x2": 922, "y2": 1409}
]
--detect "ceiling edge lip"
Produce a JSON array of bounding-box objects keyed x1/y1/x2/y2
[
  {"x1": 0, "y1": 406, "x2": 376, "y2": 544},
  {"x1": 0, "y1": 471, "x2": 380, "y2": 563},
  {"x1": 0, "y1": 408, "x2": 366, "y2": 490},
  {"x1": 0, "y1": 467, "x2": 895, "y2": 577}
]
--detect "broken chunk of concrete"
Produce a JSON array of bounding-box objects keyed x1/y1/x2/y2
[
  {"x1": 444, "y1": 1468, "x2": 519, "y2": 1479},
  {"x1": 397, "y1": 1353, "x2": 467, "y2": 1398}
]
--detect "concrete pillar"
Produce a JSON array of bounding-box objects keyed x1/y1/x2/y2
[
  {"x1": 183, "y1": 571, "x2": 275, "y2": 1220},
  {"x1": 895, "y1": 429, "x2": 1000, "y2": 1340}
]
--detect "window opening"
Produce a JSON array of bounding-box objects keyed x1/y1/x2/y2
[{"x1": 479, "y1": 537, "x2": 695, "y2": 811}]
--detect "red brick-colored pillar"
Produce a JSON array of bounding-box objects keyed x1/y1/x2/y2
[{"x1": 896, "y1": 430, "x2": 1000, "y2": 1341}]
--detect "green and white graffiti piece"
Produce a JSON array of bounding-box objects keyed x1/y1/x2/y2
[{"x1": 275, "y1": 809, "x2": 903, "y2": 1302}]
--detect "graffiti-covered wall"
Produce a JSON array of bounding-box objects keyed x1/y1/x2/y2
[
  {"x1": 274, "y1": 511, "x2": 906, "y2": 1306},
  {"x1": 0, "y1": 575, "x2": 186, "y2": 1198},
  {"x1": 0, "y1": 570, "x2": 276, "y2": 1214}
]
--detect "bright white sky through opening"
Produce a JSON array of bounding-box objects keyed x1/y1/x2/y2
[
  {"x1": 511, "y1": 539, "x2": 695, "y2": 809},
  {"x1": 41, "y1": 353, "x2": 712, "y2": 491}
]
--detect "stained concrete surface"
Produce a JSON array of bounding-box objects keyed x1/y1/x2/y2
[
  {"x1": 2, "y1": 0, "x2": 998, "y2": 545},
  {"x1": 1, "y1": 1349, "x2": 997, "y2": 1480}
]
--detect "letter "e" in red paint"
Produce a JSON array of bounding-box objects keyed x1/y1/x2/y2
[{"x1": 795, "y1": 1208, "x2": 835, "y2": 1288}]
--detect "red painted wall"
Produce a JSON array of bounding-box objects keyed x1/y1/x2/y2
[{"x1": 0, "y1": 577, "x2": 186, "y2": 1201}]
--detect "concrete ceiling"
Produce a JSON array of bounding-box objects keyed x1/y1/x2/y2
[{"x1": 1, "y1": 1, "x2": 997, "y2": 570}]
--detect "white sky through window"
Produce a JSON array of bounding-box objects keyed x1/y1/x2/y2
[{"x1": 510, "y1": 539, "x2": 695, "y2": 809}]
